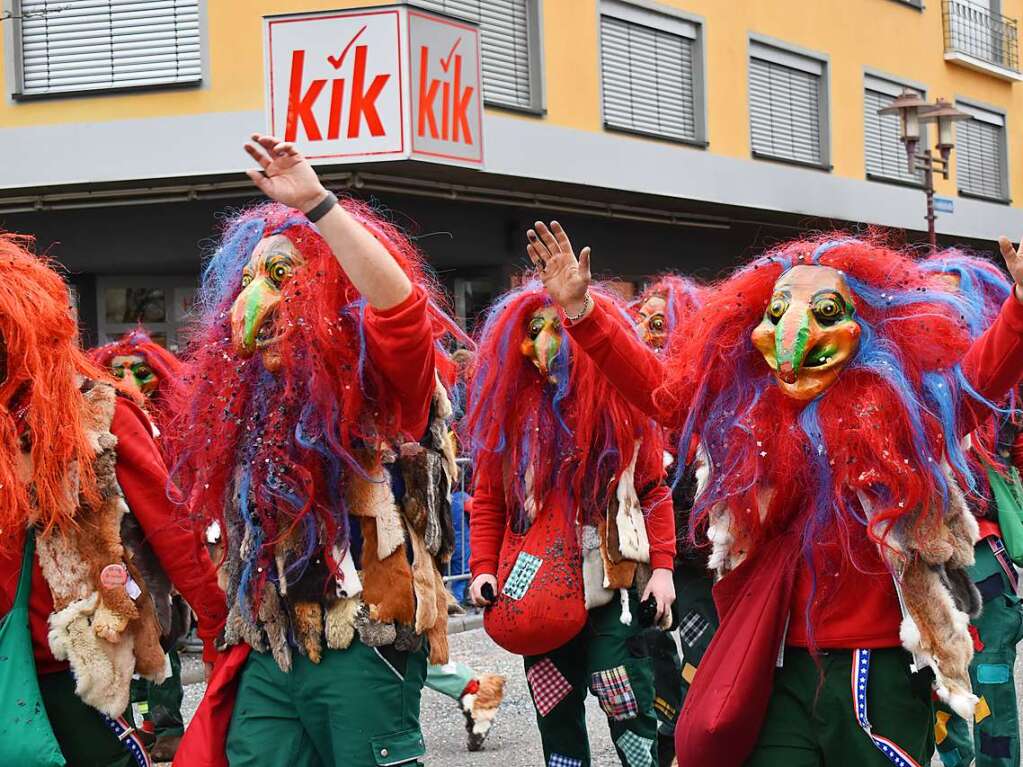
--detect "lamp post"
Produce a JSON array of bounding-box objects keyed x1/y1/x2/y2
[{"x1": 878, "y1": 92, "x2": 970, "y2": 251}]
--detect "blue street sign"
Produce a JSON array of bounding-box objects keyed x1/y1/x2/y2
[{"x1": 934, "y1": 196, "x2": 954, "y2": 214}]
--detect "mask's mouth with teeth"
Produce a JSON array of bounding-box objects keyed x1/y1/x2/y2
[{"x1": 254, "y1": 311, "x2": 278, "y2": 350}]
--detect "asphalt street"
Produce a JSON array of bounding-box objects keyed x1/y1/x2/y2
[{"x1": 169, "y1": 623, "x2": 1023, "y2": 767}]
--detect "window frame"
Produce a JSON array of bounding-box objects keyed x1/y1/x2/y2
[
  {"x1": 96, "y1": 275, "x2": 198, "y2": 353},
  {"x1": 596, "y1": 0, "x2": 708, "y2": 148},
  {"x1": 10, "y1": 0, "x2": 209, "y2": 101},
  {"x1": 747, "y1": 34, "x2": 832, "y2": 171},
  {"x1": 410, "y1": 0, "x2": 546, "y2": 115},
  {"x1": 954, "y1": 95, "x2": 1011, "y2": 204},
  {"x1": 862, "y1": 69, "x2": 928, "y2": 189}
]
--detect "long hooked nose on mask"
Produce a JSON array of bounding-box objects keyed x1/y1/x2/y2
[{"x1": 230, "y1": 277, "x2": 279, "y2": 358}]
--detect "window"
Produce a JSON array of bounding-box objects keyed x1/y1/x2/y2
[
  {"x1": 98, "y1": 277, "x2": 196, "y2": 352},
  {"x1": 864, "y1": 74, "x2": 925, "y2": 185},
  {"x1": 955, "y1": 101, "x2": 1009, "y2": 201},
  {"x1": 599, "y1": 1, "x2": 703, "y2": 145},
  {"x1": 414, "y1": 0, "x2": 542, "y2": 112},
  {"x1": 749, "y1": 39, "x2": 829, "y2": 167},
  {"x1": 15, "y1": 0, "x2": 202, "y2": 98}
]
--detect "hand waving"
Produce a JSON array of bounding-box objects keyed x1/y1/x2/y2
[
  {"x1": 244, "y1": 133, "x2": 328, "y2": 213},
  {"x1": 527, "y1": 221, "x2": 593, "y2": 318}
]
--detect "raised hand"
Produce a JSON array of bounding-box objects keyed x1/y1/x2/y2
[
  {"x1": 527, "y1": 221, "x2": 593, "y2": 319},
  {"x1": 999, "y1": 236, "x2": 1023, "y2": 304},
  {"x1": 243, "y1": 133, "x2": 328, "y2": 213}
]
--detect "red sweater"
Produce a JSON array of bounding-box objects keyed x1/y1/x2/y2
[
  {"x1": 568, "y1": 293, "x2": 1023, "y2": 648},
  {"x1": 0, "y1": 397, "x2": 228, "y2": 674},
  {"x1": 470, "y1": 443, "x2": 677, "y2": 577},
  {"x1": 364, "y1": 286, "x2": 438, "y2": 439}
]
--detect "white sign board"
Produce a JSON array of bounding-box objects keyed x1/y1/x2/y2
[{"x1": 264, "y1": 5, "x2": 483, "y2": 168}]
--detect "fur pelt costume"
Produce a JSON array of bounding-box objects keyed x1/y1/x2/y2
[
  {"x1": 664, "y1": 236, "x2": 1006, "y2": 718},
  {"x1": 171, "y1": 202, "x2": 461, "y2": 669},
  {"x1": 0, "y1": 232, "x2": 168, "y2": 716}
]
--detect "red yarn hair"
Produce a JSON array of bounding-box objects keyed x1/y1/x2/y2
[{"x1": 0, "y1": 231, "x2": 106, "y2": 546}]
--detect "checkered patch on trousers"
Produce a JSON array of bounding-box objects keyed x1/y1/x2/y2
[
  {"x1": 591, "y1": 665, "x2": 639, "y2": 721},
  {"x1": 679, "y1": 609, "x2": 711, "y2": 648},
  {"x1": 527, "y1": 658, "x2": 573, "y2": 716},
  {"x1": 502, "y1": 552, "x2": 543, "y2": 600},
  {"x1": 615, "y1": 730, "x2": 655, "y2": 767},
  {"x1": 548, "y1": 755, "x2": 584, "y2": 767}
]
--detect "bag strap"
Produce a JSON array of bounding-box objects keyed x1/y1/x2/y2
[{"x1": 13, "y1": 528, "x2": 36, "y2": 609}]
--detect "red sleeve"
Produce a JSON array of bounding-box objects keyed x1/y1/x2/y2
[
  {"x1": 636, "y1": 444, "x2": 676, "y2": 570},
  {"x1": 364, "y1": 286, "x2": 437, "y2": 439},
  {"x1": 960, "y1": 294, "x2": 1023, "y2": 434},
  {"x1": 468, "y1": 457, "x2": 506, "y2": 577},
  {"x1": 112, "y1": 398, "x2": 227, "y2": 663},
  {"x1": 565, "y1": 299, "x2": 680, "y2": 428}
]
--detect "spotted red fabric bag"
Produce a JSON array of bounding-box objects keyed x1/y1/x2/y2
[{"x1": 483, "y1": 505, "x2": 587, "y2": 656}]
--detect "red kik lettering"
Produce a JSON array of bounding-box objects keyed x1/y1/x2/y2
[
  {"x1": 452, "y1": 56, "x2": 473, "y2": 144},
  {"x1": 417, "y1": 46, "x2": 439, "y2": 139},
  {"x1": 327, "y1": 79, "x2": 345, "y2": 140},
  {"x1": 441, "y1": 80, "x2": 450, "y2": 141},
  {"x1": 347, "y1": 46, "x2": 389, "y2": 138},
  {"x1": 284, "y1": 50, "x2": 326, "y2": 142}
]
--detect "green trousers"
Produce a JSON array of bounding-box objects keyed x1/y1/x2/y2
[
  {"x1": 424, "y1": 661, "x2": 474, "y2": 701},
  {"x1": 747, "y1": 647, "x2": 934, "y2": 767},
  {"x1": 131, "y1": 648, "x2": 184, "y2": 738},
  {"x1": 935, "y1": 538, "x2": 1023, "y2": 767},
  {"x1": 39, "y1": 670, "x2": 145, "y2": 767},
  {"x1": 227, "y1": 640, "x2": 428, "y2": 767},
  {"x1": 523, "y1": 592, "x2": 658, "y2": 767},
  {"x1": 643, "y1": 565, "x2": 719, "y2": 767}
]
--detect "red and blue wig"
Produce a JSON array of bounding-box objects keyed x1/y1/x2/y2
[
  {"x1": 466, "y1": 280, "x2": 662, "y2": 529},
  {"x1": 633, "y1": 273, "x2": 706, "y2": 342},
  {"x1": 660, "y1": 236, "x2": 1005, "y2": 639},
  {"x1": 169, "y1": 200, "x2": 458, "y2": 616}
]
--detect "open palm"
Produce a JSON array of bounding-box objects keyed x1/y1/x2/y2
[
  {"x1": 526, "y1": 221, "x2": 592, "y2": 316},
  {"x1": 243, "y1": 133, "x2": 326, "y2": 213}
]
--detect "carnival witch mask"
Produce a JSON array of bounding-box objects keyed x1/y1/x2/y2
[
  {"x1": 635, "y1": 294, "x2": 668, "y2": 350},
  {"x1": 751, "y1": 265, "x2": 861, "y2": 400},
  {"x1": 521, "y1": 306, "x2": 562, "y2": 382},
  {"x1": 230, "y1": 234, "x2": 305, "y2": 372},
  {"x1": 110, "y1": 355, "x2": 157, "y2": 397}
]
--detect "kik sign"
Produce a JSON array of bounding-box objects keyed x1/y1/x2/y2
[{"x1": 264, "y1": 6, "x2": 483, "y2": 167}]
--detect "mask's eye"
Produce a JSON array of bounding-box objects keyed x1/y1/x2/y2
[
  {"x1": 133, "y1": 364, "x2": 154, "y2": 382},
  {"x1": 241, "y1": 271, "x2": 253, "y2": 288},
  {"x1": 267, "y1": 257, "x2": 294, "y2": 288},
  {"x1": 813, "y1": 296, "x2": 844, "y2": 325},
  {"x1": 767, "y1": 296, "x2": 788, "y2": 324},
  {"x1": 650, "y1": 315, "x2": 665, "y2": 332},
  {"x1": 112, "y1": 367, "x2": 125, "y2": 379},
  {"x1": 528, "y1": 317, "x2": 545, "y2": 339}
]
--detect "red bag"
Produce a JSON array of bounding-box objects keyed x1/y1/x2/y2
[
  {"x1": 673, "y1": 532, "x2": 799, "y2": 767},
  {"x1": 172, "y1": 644, "x2": 251, "y2": 767},
  {"x1": 484, "y1": 502, "x2": 587, "y2": 656}
]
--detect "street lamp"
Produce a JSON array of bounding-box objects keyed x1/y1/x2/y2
[{"x1": 878, "y1": 92, "x2": 970, "y2": 251}]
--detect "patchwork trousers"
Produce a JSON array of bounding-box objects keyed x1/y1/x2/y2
[
  {"x1": 746, "y1": 647, "x2": 934, "y2": 767},
  {"x1": 523, "y1": 592, "x2": 659, "y2": 767},
  {"x1": 934, "y1": 537, "x2": 1023, "y2": 767},
  {"x1": 226, "y1": 639, "x2": 428, "y2": 767}
]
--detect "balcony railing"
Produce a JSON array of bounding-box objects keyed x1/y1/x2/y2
[{"x1": 943, "y1": 0, "x2": 1019, "y2": 73}]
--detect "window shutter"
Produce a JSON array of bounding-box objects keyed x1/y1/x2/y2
[
  {"x1": 600, "y1": 14, "x2": 697, "y2": 142},
  {"x1": 18, "y1": 0, "x2": 202, "y2": 97},
  {"x1": 749, "y1": 44, "x2": 824, "y2": 165},
  {"x1": 414, "y1": 0, "x2": 534, "y2": 110},
  {"x1": 864, "y1": 76, "x2": 924, "y2": 184},
  {"x1": 956, "y1": 103, "x2": 1007, "y2": 200}
]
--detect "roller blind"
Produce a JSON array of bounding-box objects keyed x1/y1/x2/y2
[
  {"x1": 414, "y1": 0, "x2": 534, "y2": 109},
  {"x1": 956, "y1": 102, "x2": 1008, "y2": 200},
  {"x1": 749, "y1": 42, "x2": 825, "y2": 165},
  {"x1": 864, "y1": 76, "x2": 924, "y2": 184},
  {"x1": 17, "y1": 0, "x2": 201, "y2": 97},
  {"x1": 600, "y1": 14, "x2": 697, "y2": 142}
]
